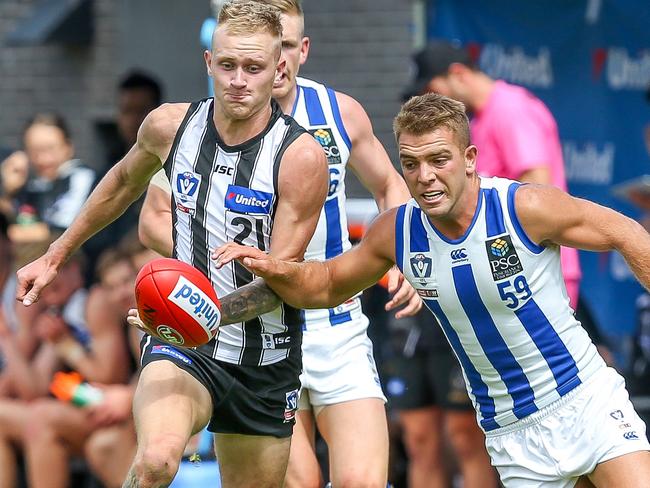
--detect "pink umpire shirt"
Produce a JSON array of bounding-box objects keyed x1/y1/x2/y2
[{"x1": 471, "y1": 80, "x2": 581, "y2": 307}]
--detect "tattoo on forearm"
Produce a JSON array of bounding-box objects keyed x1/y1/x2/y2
[{"x1": 220, "y1": 278, "x2": 281, "y2": 325}]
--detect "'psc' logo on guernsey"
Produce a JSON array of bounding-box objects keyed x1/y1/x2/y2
[
  {"x1": 485, "y1": 235, "x2": 523, "y2": 281},
  {"x1": 224, "y1": 185, "x2": 273, "y2": 215},
  {"x1": 167, "y1": 276, "x2": 221, "y2": 335},
  {"x1": 309, "y1": 128, "x2": 341, "y2": 164}
]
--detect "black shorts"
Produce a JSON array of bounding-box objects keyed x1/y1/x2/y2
[
  {"x1": 385, "y1": 347, "x2": 473, "y2": 411},
  {"x1": 140, "y1": 336, "x2": 301, "y2": 438}
]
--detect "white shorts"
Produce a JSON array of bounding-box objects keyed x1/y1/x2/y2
[
  {"x1": 298, "y1": 316, "x2": 386, "y2": 414},
  {"x1": 486, "y1": 366, "x2": 650, "y2": 488}
]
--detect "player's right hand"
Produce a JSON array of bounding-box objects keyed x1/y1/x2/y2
[
  {"x1": 16, "y1": 254, "x2": 60, "y2": 306},
  {"x1": 126, "y1": 309, "x2": 155, "y2": 335}
]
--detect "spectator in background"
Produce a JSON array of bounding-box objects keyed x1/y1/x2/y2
[
  {"x1": 85, "y1": 71, "x2": 163, "y2": 284},
  {"x1": 9, "y1": 114, "x2": 96, "y2": 262},
  {"x1": 0, "y1": 150, "x2": 29, "y2": 218},
  {"x1": 104, "y1": 71, "x2": 163, "y2": 168},
  {"x1": 404, "y1": 40, "x2": 581, "y2": 308},
  {"x1": 22, "y1": 247, "x2": 137, "y2": 488},
  {"x1": 0, "y1": 251, "x2": 88, "y2": 488}
]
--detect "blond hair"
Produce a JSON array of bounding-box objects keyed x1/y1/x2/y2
[
  {"x1": 394, "y1": 93, "x2": 471, "y2": 149},
  {"x1": 258, "y1": 0, "x2": 302, "y2": 15},
  {"x1": 218, "y1": 1, "x2": 283, "y2": 38}
]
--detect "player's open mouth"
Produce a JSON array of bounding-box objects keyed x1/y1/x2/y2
[{"x1": 421, "y1": 190, "x2": 444, "y2": 204}]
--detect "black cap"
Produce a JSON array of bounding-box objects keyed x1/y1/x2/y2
[{"x1": 402, "y1": 40, "x2": 474, "y2": 101}]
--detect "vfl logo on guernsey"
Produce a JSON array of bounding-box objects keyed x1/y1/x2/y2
[
  {"x1": 167, "y1": 276, "x2": 221, "y2": 335},
  {"x1": 225, "y1": 185, "x2": 272, "y2": 215},
  {"x1": 175, "y1": 172, "x2": 201, "y2": 214},
  {"x1": 310, "y1": 128, "x2": 341, "y2": 164},
  {"x1": 410, "y1": 253, "x2": 432, "y2": 282},
  {"x1": 284, "y1": 389, "x2": 299, "y2": 423},
  {"x1": 485, "y1": 235, "x2": 523, "y2": 281}
]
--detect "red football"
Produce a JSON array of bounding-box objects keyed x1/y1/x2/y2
[{"x1": 134, "y1": 258, "x2": 221, "y2": 348}]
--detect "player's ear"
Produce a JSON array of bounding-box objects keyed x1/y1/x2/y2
[
  {"x1": 276, "y1": 58, "x2": 286, "y2": 83},
  {"x1": 204, "y1": 50, "x2": 213, "y2": 76},
  {"x1": 300, "y1": 36, "x2": 310, "y2": 66},
  {"x1": 465, "y1": 145, "x2": 477, "y2": 175}
]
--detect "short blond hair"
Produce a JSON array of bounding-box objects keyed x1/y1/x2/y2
[
  {"x1": 259, "y1": 0, "x2": 302, "y2": 15},
  {"x1": 218, "y1": 1, "x2": 283, "y2": 38},
  {"x1": 394, "y1": 93, "x2": 471, "y2": 149}
]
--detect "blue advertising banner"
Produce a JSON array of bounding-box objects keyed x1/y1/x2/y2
[{"x1": 428, "y1": 0, "x2": 650, "y2": 338}]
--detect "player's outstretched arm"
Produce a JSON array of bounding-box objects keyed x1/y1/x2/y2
[
  {"x1": 337, "y1": 92, "x2": 411, "y2": 211},
  {"x1": 516, "y1": 184, "x2": 650, "y2": 291},
  {"x1": 210, "y1": 131, "x2": 329, "y2": 325},
  {"x1": 214, "y1": 208, "x2": 398, "y2": 309},
  {"x1": 16, "y1": 104, "x2": 187, "y2": 306}
]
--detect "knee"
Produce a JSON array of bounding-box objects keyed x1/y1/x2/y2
[
  {"x1": 285, "y1": 468, "x2": 321, "y2": 488},
  {"x1": 23, "y1": 401, "x2": 58, "y2": 441},
  {"x1": 446, "y1": 420, "x2": 485, "y2": 459},
  {"x1": 84, "y1": 430, "x2": 116, "y2": 470},
  {"x1": 402, "y1": 427, "x2": 441, "y2": 463},
  {"x1": 131, "y1": 435, "x2": 185, "y2": 487}
]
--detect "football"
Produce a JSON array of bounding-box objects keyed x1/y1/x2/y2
[{"x1": 134, "y1": 258, "x2": 221, "y2": 348}]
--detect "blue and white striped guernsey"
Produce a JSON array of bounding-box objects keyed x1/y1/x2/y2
[
  {"x1": 395, "y1": 176, "x2": 605, "y2": 431},
  {"x1": 291, "y1": 77, "x2": 365, "y2": 331}
]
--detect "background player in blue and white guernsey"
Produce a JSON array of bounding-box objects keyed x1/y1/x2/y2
[
  {"x1": 16, "y1": 3, "x2": 330, "y2": 488},
  {"x1": 139, "y1": 1, "x2": 421, "y2": 486},
  {"x1": 214, "y1": 92, "x2": 650, "y2": 487}
]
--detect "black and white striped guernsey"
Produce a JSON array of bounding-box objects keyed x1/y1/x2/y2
[{"x1": 164, "y1": 98, "x2": 306, "y2": 366}]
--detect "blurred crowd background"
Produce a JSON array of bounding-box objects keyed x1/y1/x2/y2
[{"x1": 0, "y1": 0, "x2": 648, "y2": 487}]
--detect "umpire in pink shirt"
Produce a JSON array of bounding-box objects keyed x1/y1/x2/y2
[{"x1": 403, "y1": 40, "x2": 581, "y2": 307}]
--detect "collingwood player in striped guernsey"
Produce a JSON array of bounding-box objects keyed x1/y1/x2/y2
[
  {"x1": 215, "y1": 93, "x2": 650, "y2": 488},
  {"x1": 16, "y1": 2, "x2": 328, "y2": 487},
  {"x1": 137, "y1": 2, "x2": 422, "y2": 487}
]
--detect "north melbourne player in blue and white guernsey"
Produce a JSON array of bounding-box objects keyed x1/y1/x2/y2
[
  {"x1": 16, "y1": 3, "x2": 329, "y2": 488},
  {"x1": 215, "y1": 93, "x2": 650, "y2": 488}
]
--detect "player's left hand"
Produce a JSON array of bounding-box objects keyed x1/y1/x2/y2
[
  {"x1": 384, "y1": 266, "x2": 422, "y2": 318},
  {"x1": 212, "y1": 242, "x2": 269, "y2": 269}
]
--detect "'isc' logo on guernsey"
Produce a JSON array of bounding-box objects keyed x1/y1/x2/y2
[
  {"x1": 310, "y1": 128, "x2": 341, "y2": 164},
  {"x1": 224, "y1": 185, "x2": 273, "y2": 215},
  {"x1": 485, "y1": 235, "x2": 523, "y2": 281}
]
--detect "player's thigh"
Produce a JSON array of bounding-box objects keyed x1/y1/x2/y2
[
  {"x1": 317, "y1": 398, "x2": 389, "y2": 483},
  {"x1": 588, "y1": 450, "x2": 650, "y2": 487},
  {"x1": 215, "y1": 432, "x2": 291, "y2": 488},
  {"x1": 134, "y1": 360, "x2": 212, "y2": 447},
  {"x1": 286, "y1": 409, "x2": 322, "y2": 488}
]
